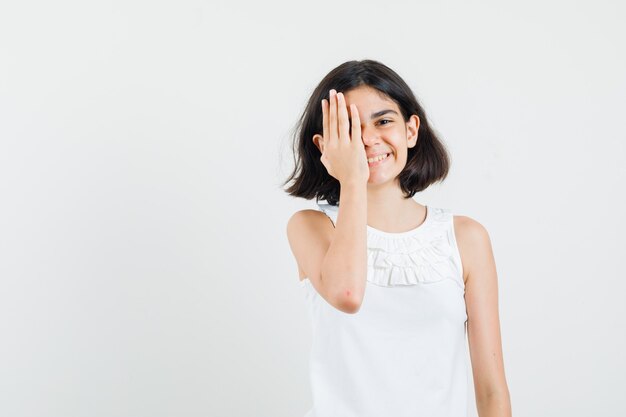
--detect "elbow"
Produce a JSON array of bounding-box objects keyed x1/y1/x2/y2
[
  {"x1": 476, "y1": 387, "x2": 512, "y2": 416},
  {"x1": 336, "y1": 296, "x2": 362, "y2": 314},
  {"x1": 320, "y1": 270, "x2": 366, "y2": 314},
  {"x1": 333, "y1": 285, "x2": 364, "y2": 314}
]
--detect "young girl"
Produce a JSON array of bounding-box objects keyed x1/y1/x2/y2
[{"x1": 284, "y1": 60, "x2": 511, "y2": 417}]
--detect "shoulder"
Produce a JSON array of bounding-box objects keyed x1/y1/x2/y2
[
  {"x1": 286, "y1": 209, "x2": 334, "y2": 236},
  {"x1": 286, "y1": 209, "x2": 335, "y2": 257},
  {"x1": 286, "y1": 209, "x2": 335, "y2": 282},
  {"x1": 453, "y1": 215, "x2": 491, "y2": 244},
  {"x1": 452, "y1": 215, "x2": 494, "y2": 283}
]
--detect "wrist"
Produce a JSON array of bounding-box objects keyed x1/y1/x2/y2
[{"x1": 339, "y1": 180, "x2": 367, "y2": 191}]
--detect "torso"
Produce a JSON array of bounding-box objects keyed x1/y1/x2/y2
[
  {"x1": 296, "y1": 208, "x2": 471, "y2": 286},
  {"x1": 298, "y1": 204, "x2": 471, "y2": 416}
]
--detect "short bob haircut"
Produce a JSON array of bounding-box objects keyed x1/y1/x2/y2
[{"x1": 282, "y1": 59, "x2": 450, "y2": 206}]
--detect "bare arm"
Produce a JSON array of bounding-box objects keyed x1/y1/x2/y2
[
  {"x1": 286, "y1": 181, "x2": 367, "y2": 314},
  {"x1": 455, "y1": 215, "x2": 512, "y2": 417},
  {"x1": 287, "y1": 90, "x2": 369, "y2": 314},
  {"x1": 319, "y1": 182, "x2": 368, "y2": 313}
]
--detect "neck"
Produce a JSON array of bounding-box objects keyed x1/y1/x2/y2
[{"x1": 365, "y1": 179, "x2": 424, "y2": 229}]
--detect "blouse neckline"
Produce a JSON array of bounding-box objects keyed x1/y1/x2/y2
[
  {"x1": 366, "y1": 205, "x2": 431, "y2": 237},
  {"x1": 323, "y1": 202, "x2": 433, "y2": 238}
]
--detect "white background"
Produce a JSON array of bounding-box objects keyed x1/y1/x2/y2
[{"x1": 1, "y1": 1, "x2": 624, "y2": 416}]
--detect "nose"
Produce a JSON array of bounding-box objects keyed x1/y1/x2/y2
[{"x1": 361, "y1": 124, "x2": 381, "y2": 146}]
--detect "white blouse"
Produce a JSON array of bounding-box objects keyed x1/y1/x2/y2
[{"x1": 300, "y1": 202, "x2": 469, "y2": 417}]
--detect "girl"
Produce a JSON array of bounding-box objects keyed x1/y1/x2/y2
[{"x1": 284, "y1": 60, "x2": 511, "y2": 417}]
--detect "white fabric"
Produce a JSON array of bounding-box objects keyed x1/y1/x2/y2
[{"x1": 300, "y1": 201, "x2": 469, "y2": 417}]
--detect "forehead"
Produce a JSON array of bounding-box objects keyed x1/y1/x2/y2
[
  {"x1": 344, "y1": 85, "x2": 401, "y2": 120},
  {"x1": 343, "y1": 86, "x2": 397, "y2": 110}
]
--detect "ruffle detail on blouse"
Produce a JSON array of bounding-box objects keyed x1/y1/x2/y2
[
  {"x1": 317, "y1": 202, "x2": 464, "y2": 289},
  {"x1": 366, "y1": 227, "x2": 463, "y2": 289}
]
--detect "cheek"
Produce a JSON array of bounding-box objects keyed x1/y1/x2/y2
[{"x1": 393, "y1": 148, "x2": 410, "y2": 166}]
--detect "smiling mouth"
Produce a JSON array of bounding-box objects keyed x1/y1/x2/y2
[{"x1": 367, "y1": 153, "x2": 391, "y2": 165}]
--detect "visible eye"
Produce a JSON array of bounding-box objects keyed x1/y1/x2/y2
[{"x1": 377, "y1": 119, "x2": 392, "y2": 126}]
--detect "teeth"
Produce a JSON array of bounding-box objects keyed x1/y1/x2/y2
[{"x1": 367, "y1": 153, "x2": 389, "y2": 163}]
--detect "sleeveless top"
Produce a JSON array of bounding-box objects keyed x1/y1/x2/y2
[{"x1": 300, "y1": 201, "x2": 469, "y2": 417}]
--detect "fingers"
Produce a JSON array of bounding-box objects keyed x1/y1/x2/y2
[
  {"x1": 321, "y1": 98, "x2": 329, "y2": 151},
  {"x1": 329, "y1": 90, "x2": 338, "y2": 143},
  {"x1": 350, "y1": 103, "x2": 362, "y2": 147},
  {"x1": 336, "y1": 92, "x2": 350, "y2": 143},
  {"x1": 323, "y1": 89, "x2": 353, "y2": 147}
]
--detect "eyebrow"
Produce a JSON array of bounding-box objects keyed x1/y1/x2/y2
[
  {"x1": 369, "y1": 109, "x2": 399, "y2": 120},
  {"x1": 346, "y1": 108, "x2": 400, "y2": 125}
]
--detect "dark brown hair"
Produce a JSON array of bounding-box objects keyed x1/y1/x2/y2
[{"x1": 282, "y1": 59, "x2": 450, "y2": 206}]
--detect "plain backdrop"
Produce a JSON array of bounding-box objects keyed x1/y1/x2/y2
[{"x1": 1, "y1": 1, "x2": 624, "y2": 416}]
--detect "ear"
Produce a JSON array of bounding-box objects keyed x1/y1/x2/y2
[
  {"x1": 312, "y1": 134, "x2": 324, "y2": 153},
  {"x1": 406, "y1": 115, "x2": 420, "y2": 148}
]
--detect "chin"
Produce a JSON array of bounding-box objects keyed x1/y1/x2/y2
[{"x1": 367, "y1": 175, "x2": 393, "y2": 185}]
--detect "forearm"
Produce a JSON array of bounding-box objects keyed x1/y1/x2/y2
[
  {"x1": 476, "y1": 390, "x2": 512, "y2": 417},
  {"x1": 320, "y1": 181, "x2": 368, "y2": 308}
]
